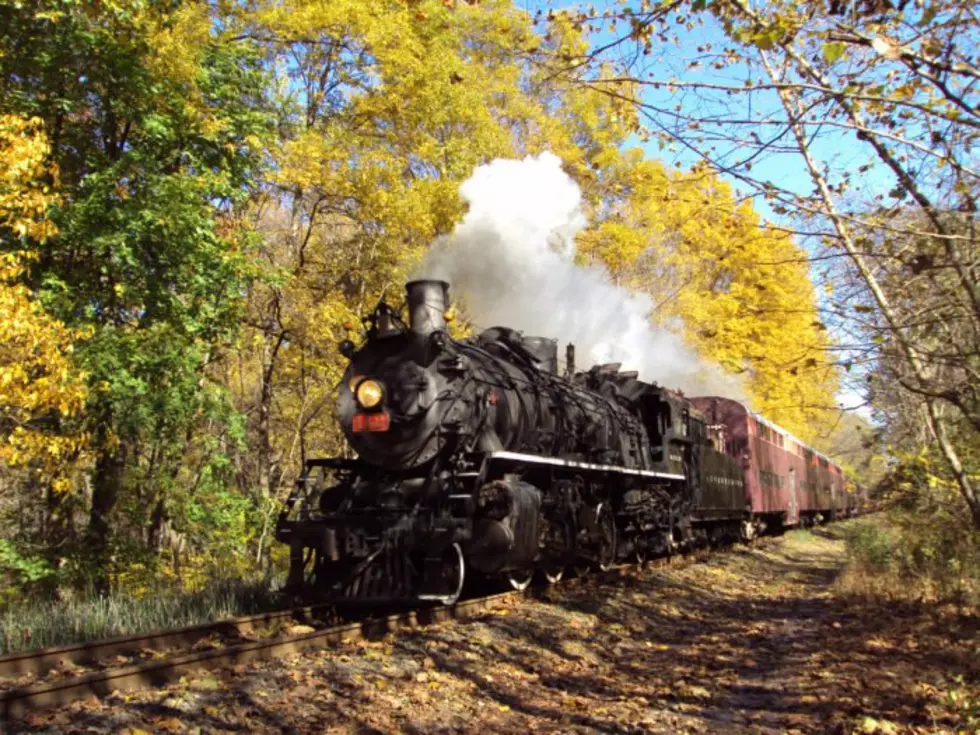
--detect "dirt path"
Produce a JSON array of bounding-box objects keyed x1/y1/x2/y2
[{"x1": 13, "y1": 525, "x2": 979, "y2": 734}]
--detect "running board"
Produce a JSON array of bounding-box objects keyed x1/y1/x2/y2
[{"x1": 488, "y1": 450, "x2": 685, "y2": 481}]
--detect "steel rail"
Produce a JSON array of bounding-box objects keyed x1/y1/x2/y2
[
  {"x1": 0, "y1": 604, "x2": 336, "y2": 680},
  {"x1": 0, "y1": 592, "x2": 516, "y2": 721}
]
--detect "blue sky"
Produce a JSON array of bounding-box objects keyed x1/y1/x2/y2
[{"x1": 522, "y1": 0, "x2": 898, "y2": 219}]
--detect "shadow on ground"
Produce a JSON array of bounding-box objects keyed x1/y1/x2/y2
[{"x1": 11, "y1": 528, "x2": 979, "y2": 734}]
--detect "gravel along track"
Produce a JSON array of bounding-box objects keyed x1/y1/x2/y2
[
  {"x1": 0, "y1": 533, "x2": 750, "y2": 723},
  {"x1": 0, "y1": 527, "x2": 743, "y2": 720}
]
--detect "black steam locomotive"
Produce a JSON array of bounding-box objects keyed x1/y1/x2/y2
[{"x1": 275, "y1": 280, "x2": 746, "y2": 605}]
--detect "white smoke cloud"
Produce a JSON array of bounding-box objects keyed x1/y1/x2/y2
[{"x1": 415, "y1": 152, "x2": 747, "y2": 400}]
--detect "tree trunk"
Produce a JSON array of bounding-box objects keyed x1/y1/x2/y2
[
  {"x1": 87, "y1": 436, "x2": 127, "y2": 595},
  {"x1": 43, "y1": 481, "x2": 70, "y2": 552},
  {"x1": 255, "y1": 328, "x2": 286, "y2": 565},
  {"x1": 148, "y1": 494, "x2": 167, "y2": 552}
]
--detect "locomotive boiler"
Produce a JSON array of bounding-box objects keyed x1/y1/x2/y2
[{"x1": 275, "y1": 280, "x2": 695, "y2": 604}]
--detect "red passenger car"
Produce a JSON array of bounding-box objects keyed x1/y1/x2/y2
[{"x1": 690, "y1": 397, "x2": 847, "y2": 536}]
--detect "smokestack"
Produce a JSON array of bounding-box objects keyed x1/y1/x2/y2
[
  {"x1": 406, "y1": 280, "x2": 450, "y2": 336},
  {"x1": 565, "y1": 343, "x2": 575, "y2": 378}
]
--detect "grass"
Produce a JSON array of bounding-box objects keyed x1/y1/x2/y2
[
  {"x1": 788, "y1": 527, "x2": 815, "y2": 542},
  {"x1": 835, "y1": 513, "x2": 980, "y2": 605},
  {"x1": 0, "y1": 578, "x2": 286, "y2": 656}
]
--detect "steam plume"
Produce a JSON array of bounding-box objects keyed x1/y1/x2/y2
[{"x1": 415, "y1": 152, "x2": 746, "y2": 400}]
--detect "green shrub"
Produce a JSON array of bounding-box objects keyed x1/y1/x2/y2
[
  {"x1": 838, "y1": 455, "x2": 980, "y2": 604},
  {"x1": 0, "y1": 539, "x2": 56, "y2": 607},
  {"x1": 845, "y1": 521, "x2": 899, "y2": 575}
]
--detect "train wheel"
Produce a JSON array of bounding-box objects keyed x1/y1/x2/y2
[
  {"x1": 540, "y1": 516, "x2": 571, "y2": 585},
  {"x1": 596, "y1": 504, "x2": 617, "y2": 572},
  {"x1": 438, "y1": 543, "x2": 466, "y2": 605},
  {"x1": 572, "y1": 504, "x2": 617, "y2": 575},
  {"x1": 507, "y1": 570, "x2": 534, "y2": 591},
  {"x1": 572, "y1": 527, "x2": 594, "y2": 577},
  {"x1": 542, "y1": 566, "x2": 564, "y2": 584}
]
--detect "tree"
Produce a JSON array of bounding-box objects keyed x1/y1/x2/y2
[
  {"x1": 0, "y1": 1, "x2": 271, "y2": 587},
  {"x1": 224, "y1": 0, "x2": 837, "y2": 553},
  {"x1": 221, "y1": 0, "x2": 567, "y2": 560},
  {"x1": 577, "y1": 154, "x2": 839, "y2": 440},
  {"x1": 0, "y1": 113, "x2": 88, "y2": 488},
  {"x1": 0, "y1": 112, "x2": 88, "y2": 476},
  {"x1": 0, "y1": 0, "x2": 879, "y2": 596},
  {"x1": 546, "y1": 0, "x2": 979, "y2": 524},
  {"x1": 861, "y1": 208, "x2": 977, "y2": 510},
  {"x1": 0, "y1": 114, "x2": 88, "y2": 596}
]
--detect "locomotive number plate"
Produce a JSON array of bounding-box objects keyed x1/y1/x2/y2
[{"x1": 352, "y1": 411, "x2": 390, "y2": 432}]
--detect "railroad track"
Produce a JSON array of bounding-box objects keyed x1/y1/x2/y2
[
  {"x1": 0, "y1": 592, "x2": 517, "y2": 721},
  {"x1": 0, "y1": 604, "x2": 337, "y2": 680},
  {"x1": 0, "y1": 534, "x2": 780, "y2": 722}
]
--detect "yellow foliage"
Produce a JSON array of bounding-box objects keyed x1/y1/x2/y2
[
  {"x1": 222, "y1": 0, "x2": 837, "y2": 489},
  {"x1": 515, "y1": 44, "x2": 838, "y2": 441},
  {"x1": 225, "y1": 0, "x2": 559, "y2": 473},
  {"x1": 144, "y1": 3, "x2": 212, "y2": 93},
  {"x1": 0, "y1": 116, "x2": 59, "y2": 242},
  {"x1": 0, "y1": 116, "x2": 89, "y2": 490},
  {"x1": 577, "y1": 155, "x2": 838, "y2": 442}
]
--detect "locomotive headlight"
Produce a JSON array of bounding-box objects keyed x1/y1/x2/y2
[{"x1": 355, "y1": 379, "x2": 385, "y2": 409}]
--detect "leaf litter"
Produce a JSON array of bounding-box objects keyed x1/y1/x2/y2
[{"x1": 10, "y1": 524, "x2": 978, "y2": 734}]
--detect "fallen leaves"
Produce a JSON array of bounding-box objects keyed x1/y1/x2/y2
[
  {"x1": 859, "y1": 715, "x2": 901, "y2": 734},
  {"x1": 5, "y1": 526, "x2": 977, "y2": 734}
]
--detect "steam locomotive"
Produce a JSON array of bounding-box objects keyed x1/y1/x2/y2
[{"x1": 275, "y1": 280, "x2": 855, "y2": 605}]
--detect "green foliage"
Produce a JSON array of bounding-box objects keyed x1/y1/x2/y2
[
  {"x1": 843, "y1": 521, "x2": 900, "y2": 578},
  {"x1": 0, "y1": 539, "x2": 55, "y2": 605},
  {"x1": 840, "y1": 458, "x2": 980, "y2": 603},
  {"x1": 820, "y1": 41, "x2": 846, "y2": 64},
  {"x1": 0, "y1": 0, "x2": 271, "y2": 427},
  {"x1": 0, "y1": 0, "x2": 273, "y2": 588}
]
